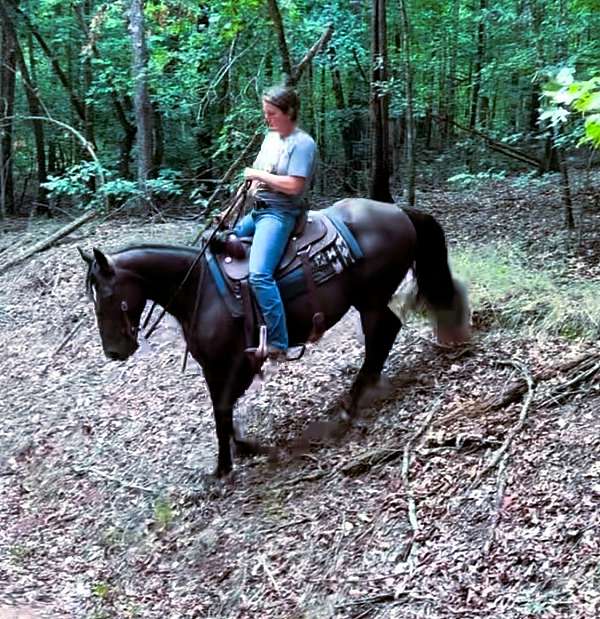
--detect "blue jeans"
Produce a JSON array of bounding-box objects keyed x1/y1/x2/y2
[{"x1": 234, "y1": 209, "x2": 297, "y2": 350}]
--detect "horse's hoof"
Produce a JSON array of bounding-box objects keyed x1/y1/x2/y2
[{"x1": 233, "y1": 438, "x2": 263, "y2": 459}]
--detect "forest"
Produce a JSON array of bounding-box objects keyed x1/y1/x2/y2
[{"x1": 1, "y1": 1, "x2": 599, "y2": 618}]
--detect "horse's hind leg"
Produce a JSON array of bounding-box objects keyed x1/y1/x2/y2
[{"x1": 347, "y1": 306, "x2": 401, "y2": 416}]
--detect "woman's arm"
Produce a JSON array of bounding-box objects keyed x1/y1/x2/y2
[{"x1": 244, "y1": 168, "x2": 306, "y2": 196}]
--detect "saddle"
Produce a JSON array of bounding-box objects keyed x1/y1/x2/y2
[
  {"x1": 217, "y1": 211, "x2": 338, "y2": 281},
  {"x1": 209, "y1": 209, "x2": 361, "y2": 370}
]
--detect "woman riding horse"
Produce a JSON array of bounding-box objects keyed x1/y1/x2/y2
[{"x1": 225, "y1": 85, "x2": 316, "y2": 360}]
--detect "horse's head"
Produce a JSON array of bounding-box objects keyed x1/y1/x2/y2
[{"x1": 79, "y1": 247, "x2": 146, "y2": 361}]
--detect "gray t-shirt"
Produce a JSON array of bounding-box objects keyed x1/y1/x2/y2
[{"x1": 253, "y1": 128, "x2": 317, "y2": 214}]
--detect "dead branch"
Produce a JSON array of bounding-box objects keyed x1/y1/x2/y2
[
  {"x1": 0, "y1": 209, "x2": 97, "y2": 276},
  {"x1": 474, "y1": 359, "x2": 535, "y2": 484},
  {"x1": 440, "y1": 349, "x2": 600, "y2": 423},
  {"x1": 483, "y1": 452, "x2": 509, "y2": 557},
  {"x1": 538, "y1": 358, "x2": 600, "y2": 407},
  {"x1": 291, "y1": 23, "x2": 334, "y2": 85},
  {"x1": 402, "y1": 400, "x2": 442, "y2": 560},
  {"x1": 41, "y1": 319, "x2": 83, "y2": 374},
  {"x1": 71, "y1": 465, "x2": 156, "y2": 494}
]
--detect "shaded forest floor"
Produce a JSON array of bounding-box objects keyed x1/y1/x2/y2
[{"x1": 0, "y1": 172, "x2": 599, "y2": 619}]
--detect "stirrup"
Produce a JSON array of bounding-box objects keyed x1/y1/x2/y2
[{"x1": 244, "y1": 325, "x2": 268, "y2": 367}]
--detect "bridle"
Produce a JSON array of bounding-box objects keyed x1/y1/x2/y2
[{"x1": 119, "y1": 299, "x2": 140, "y2": 344}]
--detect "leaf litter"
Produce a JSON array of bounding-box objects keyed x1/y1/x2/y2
[{"x1": 0, "y1": 174, "x2": 599, "y2": 618}]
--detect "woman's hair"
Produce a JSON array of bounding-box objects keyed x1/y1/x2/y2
[{"x1": 262, "y1": 85, "x2": 300, "y2": 121}]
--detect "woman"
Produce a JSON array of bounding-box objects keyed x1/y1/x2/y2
[{"x1": 231, "y1": 85, "x2": 317, "y2": 359}]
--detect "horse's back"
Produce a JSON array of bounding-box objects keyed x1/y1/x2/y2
[{"x1": 328, "y1": 198, "x2": 417, "y2": 258}]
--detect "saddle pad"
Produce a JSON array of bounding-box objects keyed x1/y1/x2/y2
[{"x1": 218, "y1": 211, "x2": 336, "y2": 281}]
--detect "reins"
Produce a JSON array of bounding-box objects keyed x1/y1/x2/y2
[{"x1": 143, "y1": 181, "x2": 250, "y2": 339}]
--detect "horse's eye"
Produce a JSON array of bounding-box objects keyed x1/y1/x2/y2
[{"x1": 121, "y1": 300, "x2": 128, "y2": 312}]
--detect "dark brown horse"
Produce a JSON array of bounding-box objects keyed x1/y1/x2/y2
[{"x1": 79, "y1": 199, "x2": 469, "y2": 477}]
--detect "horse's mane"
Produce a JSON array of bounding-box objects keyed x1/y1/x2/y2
[
  {"x1": 112, "y1": 243, "x2": 201, "y2": 256},
  {"x1": 84, "y1": 244, "x2": 202, "y2": 297}
]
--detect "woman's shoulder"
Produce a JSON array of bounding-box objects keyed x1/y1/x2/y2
[{"x1": 293, "y1": 128, "x2": 316, "y2": 149}]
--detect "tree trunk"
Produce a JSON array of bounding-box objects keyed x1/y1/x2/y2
[
  {"x1": 369, "y1": 0, "x2": 393, "y2": 203},
  {"x1": 266, "y1": 0, "x2": 292, "y2": 81},
  {"x1": 73, "y1": 2, "x2": 136, "y2": 178},
  {"x1": 559, "y1": 149, "x2": 575, "y2": 229},
  {"x1": 152, "y1": 102, "x2": 164, "y2": 177},
  {"x1": 328, "y1": 46, "x2": 354, "y2": 193},
  {"x1": 0, "y1": 1, "x2": 48, "y2": 214},
  {"x1": 398, "y1": 0, "x2": 415, "y2": 206},
  {"x1": 469, "y1": 0, "x2": 486, "y2": 130},
  {"x1": 129, "y1": 0, "x2": 153, "y2": 200},
  {"x1": 0, "y1": 19, "x2": 17, "y2": 216}
]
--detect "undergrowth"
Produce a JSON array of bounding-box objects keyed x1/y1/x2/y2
[{"x1": 450, "y1": 244, "x2": 600, "y2": 340}]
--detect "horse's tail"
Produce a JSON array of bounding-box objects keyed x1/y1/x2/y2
[{"x1": 402, "y1": 208, "x2": 471, "y2": 344}]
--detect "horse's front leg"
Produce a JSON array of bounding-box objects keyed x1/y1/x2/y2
[
  {"x1": 212, "y1": 406, "x2": 234, "y2": 477},
  {"x1": 204, "y1": 358, "x2": 256, "y2": 477}
]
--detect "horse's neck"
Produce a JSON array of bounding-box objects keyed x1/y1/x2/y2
[{"x1": 116, "y1": 247, "x2": 201, "y2": 320}]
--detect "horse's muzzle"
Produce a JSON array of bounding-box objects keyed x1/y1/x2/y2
[{"x1": 104, "y1": 344, "x2": 137, "y2": 361}]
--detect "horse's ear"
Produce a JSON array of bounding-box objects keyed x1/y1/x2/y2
[
  {"x1": 92, "y1": 248, "x2": 115, "y2": 275},
  {"x1": 77, "y1": 246, "x2": 93, "y2": 265}
]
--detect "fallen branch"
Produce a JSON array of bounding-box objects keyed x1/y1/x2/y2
[
  {"x1": 538, "y1": 358, "x2": 600, "y2": 407},
  {"x1": 0, "y1": 209, "x2": 97, "y2": 276},
  {"x1": 440, "y1": 349, "x2": 600, "y2": 423},
  {"x1": 473, "y1": 359, "x2": 535, "y2": 484},
  {"x1": 41, "y1": 319, "x2": 84, "y2": 374},
  {"x1": 71, "y1": 465, "x2": 156, "y2": 494},
  {"x1": 470, "y1": 360, "x2": 534, "y2": 557},
  {"x1": 402, "y1": 400, "x2": 442, "y2": 561},
  {"x1": 482, "y1": 452, "x2": 509, "y2": 557}
]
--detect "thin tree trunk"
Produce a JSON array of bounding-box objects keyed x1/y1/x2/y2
[
  {"x1": 129, "y1": 0, "x2": 153, "y2": 201},
  {"x1": 469, "y1": 0, "x2": 486, "y2": 130},
  {"x1": 398, "y1": 0, "x2": 415, "y2": 206},
  {"x1": 10, "y1": 0, "x2": 88, "y2": 125},
  {"x1": 328, "y1": 46, "x2": 354, "y2": 193},
  {"x1": 73, "y1": 2, "x2": 136, "y2": 178},
  {"x1": 558, "y1": 147, "x2": 575, "y2": 229},
  {"x1": 266, "y1": 0, "x2": 292, "y2": 80},
  {"x1": 152, "y1": 102, "x2": 164, "y2": 177},
  {"x1": 0, "y1": 1, "x2": 48, "y2": 214},
  {"x1": 369, "y1": 0, "x2": 393, "y2": 203},
  {"x1": 0, "y1": 19, "x2": 17, "y2": 216}
]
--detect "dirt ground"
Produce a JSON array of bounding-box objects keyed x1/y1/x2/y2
[{"x1": 0, "y1": 175, "x2": 599, "y2": 618}]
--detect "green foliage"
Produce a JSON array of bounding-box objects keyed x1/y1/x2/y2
[
  {"x1": 42, "y1": 165, "x2": 183, "y2": 207},
  {"x1": 92, "y1": 581, "x2": 111, "y2": 600},
  {"x1": 153, "y1": 496, "x2": 174, "y2": 530},
  {"x1": 451, "y1": 246, "x2": 600, "y2": 340},
  {"x1": 542, "y1": 69, "x2": 600, "y2": 147},
  {"x1": 447, "y1": 170, "x2": 507, "y2": 189}
]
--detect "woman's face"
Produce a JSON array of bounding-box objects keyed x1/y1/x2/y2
[{"x1": 262, "y1": 100, "x2": 295, "y2": 136}]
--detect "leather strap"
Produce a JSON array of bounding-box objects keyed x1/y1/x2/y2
[{"x1": 298, "y1": 250, "x2": 325, "y2": 343}]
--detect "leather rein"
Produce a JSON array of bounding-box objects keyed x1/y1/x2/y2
[{"x1": 142, "y1": 182, "x2": 250, "y2": 340}]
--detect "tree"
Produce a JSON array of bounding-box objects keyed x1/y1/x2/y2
[
  {"x1": 398, "y1": 0, "x2": 415, "y2": 206},
  {"x1": 129, "y1": 0, "x2": 153, "y2": 200},
  {"x1": 369, "y1": 0, "x2": 393, "y2": 203},
  {"x1": 0, "y1": 16, "x2": 17, "y2": 216}
]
